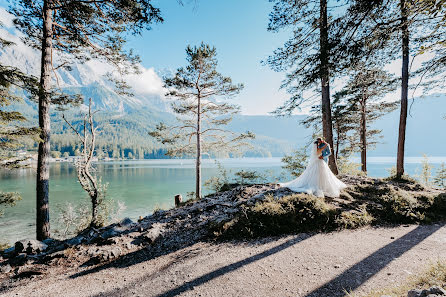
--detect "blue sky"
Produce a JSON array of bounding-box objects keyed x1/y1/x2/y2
[
  {"x1": 1, "y1": 0, "x2": 443, "y2": 115},
  {"x1": 125, "y1": 0, "x2": 291, "y2": 115},
  {"x1": 0, "y1": 0, "x2": 292, "y2": 115}
]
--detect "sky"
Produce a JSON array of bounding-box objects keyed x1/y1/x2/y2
[
  {"x1": 0, "y1": 0, "x2": 443, "y2": 115},
  {"x1": 122, "y1": 0, "x2": 292, "y2": 115}
]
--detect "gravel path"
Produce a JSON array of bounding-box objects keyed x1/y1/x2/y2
[{"x1": 2, "y1": 223, "x2": 446, "y2": 297}]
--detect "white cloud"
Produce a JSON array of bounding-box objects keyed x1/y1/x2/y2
[{"x1": 126, "y1": 66, "x2": 165, "y2": 96}]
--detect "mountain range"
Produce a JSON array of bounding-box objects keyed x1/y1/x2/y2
[{"x1": 1, "y1": 26, "x2": 444, "y2": 158}]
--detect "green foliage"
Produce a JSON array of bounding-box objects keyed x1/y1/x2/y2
[
  {"x1": 0, "y1": 29, "x2": 40, "y2": 168},
  {"x1": 234, "y1": 170, "x2": 263, "y2": 185},
  {"x1": 10, "y1": 0, "x2": 163, "y2": 95},
  {"x1": 218, "y1": 194, "x2": 338, "y2": 238},
  {"x1": 266, "y1": 0, "x2": 349, "y2": 115},
  {"x1": 0, "y1": 191, "x2": 21, "y2": 217},
  {"x1": 51, "y1": 151, "x2": 61, "y2": 158},
  {"x1": 281, "y1": 147, "x2": 308, "y2": 178},
  {"x1": 54, "y1": 196, "x2": 126, "y2": 239},
  {"x1": 204, "y1": 161, "x2": 230, "y2": 192},
  {"x1": 335, "y1": 207, "x2": 374, "y2": 229},
  {"x1": 418, "y1": 154, "x2": 434, "y2": 187},
  {"x1": 337, "y1": 156, "x2": 364, "y2": 176},
  {"x1": 150, "y1": 43, "x2": 254, "y2": 199},
  {"x1": 214, "y1": 177, "x2": 446, "y2": 239},
  {"x1": 150, "y1": 43, "x2": 254, "y2": 158},
  {"x1": 434, "y1": 162, "x2": 446, "y2": 188}
]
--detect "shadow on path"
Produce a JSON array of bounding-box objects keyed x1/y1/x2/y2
[
  {"x1": 92, "y1": 234, "x2": 312, "y2": 297},
  {"x1": 305, "y1": 224, "x2": 444, "y2": 297}
]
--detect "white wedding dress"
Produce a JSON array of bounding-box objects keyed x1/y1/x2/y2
[{"x1": 280, "y1": 144, "x2": 347, "y2": 198}]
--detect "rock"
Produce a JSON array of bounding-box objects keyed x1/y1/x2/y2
[
  {"x1": 101, "y1": 227, "x2": 120, "y2": 240},
  {"x1": 143, "y1": 223, "x2": 165, "y2": 244},
  {"x1": 88, "y1": 247, "x2": 122, "y2": 262},
  {"x1": 0, "y1": 264, "x2": 12, "y2": 274},
  {"x1": 429, "y1": 286, "x2": 446, "y2": 295},
  {"x1": 1, "y1": 247, "x2": 15, "y2": 258},
  {"x1": 10, "y1": 253, "x2": 27, "y2": 266},
  {"x1": 119, "y1": 217, "x2": 134, "y2": 227},
  {"x1": 42, "y1": 238, "x2": 55, "y2": 246},
  {"x1": 65, "y1": 236, "x2": 83, "y2": 247},
  {"x1": 408, "y1": 289, "x2": 423, "y2": 297},
  {"x1": 15, "y1": 239, "x2": 48, "y2": 255}
]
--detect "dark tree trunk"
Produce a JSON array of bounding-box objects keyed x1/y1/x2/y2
[
  {"x1": 397, "y1": 0, "x2": 409, "y2": 178},
  {"x1": 320, "y1": 0, "x2": 338, "y2": 175},
  {"x1": 90, "y1": 191, "x2": 99, "y2": 227},
  {"x1": 196, "y1": 95, "x2": 202, "y2": 199},
  {"x1": 36, "y1": 0, "x2": 53, "y2": 240},
  {"x1": 335, "y1": 122, "x2": 340, "y2": 161},
  {"x1": 360, "y1": 93, "x2": 367, "y2": 173}
]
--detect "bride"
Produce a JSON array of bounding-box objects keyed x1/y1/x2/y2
[{"x1": 280, "y1": 138, "x2": 347, "y2": 198}]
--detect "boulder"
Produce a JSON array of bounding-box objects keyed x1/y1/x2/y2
[
  {"x1": 65, "y1": 236, "x2": 83, "y2": 247},
  {"x1": 88, "y1": 247, "x2": 122, "y2": 262},
  {"x1": 101, "y1": 227, "x2": 120, "y2": 240},
  {"x1": 0, "y1": 264, "x2": 12, "y2": 274},
  {"x1": 1, "y1": 247, "x2": 15, "y2": 258},
  {"x1": 429, "y1": 286, "x2": 446, "y2": 295},
  {"x1": 408, "y1": 289, "x2": 423, "y2": 297},
  {"x1": 143, "y1": 223, "x2": 165, "y2": 244},
  {"x1": 14, "y1": 239, "x2": 48, "y2": 255},
  {"x1": 119, "y1": 217, "x2": 134, "y2": 227}
]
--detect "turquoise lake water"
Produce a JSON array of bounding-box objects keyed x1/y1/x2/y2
[{"x1": 1, "y1": 157, "x2": 445, "y2": 244}]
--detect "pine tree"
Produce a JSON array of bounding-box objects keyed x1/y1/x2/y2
[
  {"x1": 344, "y1": 0, "x2": 445, "y2": 178},
  {"x1": 0, "y1": 28, "x2": 39, "y2": 216},
  {"x1": 334, "y1": 63, "x2": 398, "y2": 172},
  {"x1": 150, "y1": 43, "x2": 254, "y2": 199},
  {"x1": 265, "y1": 0, "x2": 366, "y2": 175},
  {"x1": 10, "y1": 0, "x2": 163, "y2": 240}
]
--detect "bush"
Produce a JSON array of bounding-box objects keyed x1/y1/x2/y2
[
  {"x1": 217, "y1": 194, "x2": 339, "y2": 238},
  {"x1": 213, "y1": 177, "x2": 446, "y2": 240}
]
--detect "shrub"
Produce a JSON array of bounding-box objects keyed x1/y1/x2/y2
[{"x1": 218, "y1": 194, "x2": 339, "y2": 238}]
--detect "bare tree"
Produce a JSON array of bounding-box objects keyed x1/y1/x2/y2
[{"x1": 62, "y1": 98, "x2": 103, "y2": 228}]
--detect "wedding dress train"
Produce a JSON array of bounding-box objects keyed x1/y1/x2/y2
[{"x1": 280, "y1": 144, "x2": 347, "y2": 198}]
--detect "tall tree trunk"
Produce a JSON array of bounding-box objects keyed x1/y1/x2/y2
[
  {"x1": 335, "y1": 122, "x2": 340, "y2": 161},
  {"x1": 320, "y1": 0, "x2": 338, "y2": 175},
  {"x1": 91, "y1": 191, "x2": 99, "y2": 227},
  {"x1": 196, "y1": 95, "x2": 202, "y2": 199},
  {"x1": 360, "y1": 93, "x2": 367, "y2": 173},
  {"x1": 36, "y1": 0, "x2": 53, "y2": 240},
  {"x1": 397, "y1": 0, "x2": 409, "y2": 178}
]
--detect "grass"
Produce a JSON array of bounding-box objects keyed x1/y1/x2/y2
[
  {"x1": 0, "y1": 243, "x2": 11, "y2": 251},
  {"x1": 211, "y1": 178, "x2": 446, "y2": 239},
  {"x1": 348, "y1": 260, "x2": 446, "y2": 297}
]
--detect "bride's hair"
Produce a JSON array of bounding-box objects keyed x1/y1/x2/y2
[{"x1": 314, "y1": 137, "x2": 324, "y2": 144}]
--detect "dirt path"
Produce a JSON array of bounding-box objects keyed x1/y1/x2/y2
[{"x1": 2, "y1": 223, "x2": 446, "y2": 297}]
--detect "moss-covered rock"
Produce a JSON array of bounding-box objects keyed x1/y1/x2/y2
[{"x1": 212, "y1": 175, "x2": 446, "y2": 239}]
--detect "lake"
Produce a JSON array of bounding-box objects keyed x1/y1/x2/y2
[{"x1": 1, "y1": 157, "x2": 445, "y2": 244}]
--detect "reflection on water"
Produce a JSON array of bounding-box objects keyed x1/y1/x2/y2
[{"x1": 0, "y1": 157, "x2": 445, "y2": 244}]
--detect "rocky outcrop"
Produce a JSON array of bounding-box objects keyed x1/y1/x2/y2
[
  {"x1": 407, "y1": 286, "x2": 446, "y2": 297},
  {"x1": 0, "y1": 176, "x2": 444, "y2": 283}
]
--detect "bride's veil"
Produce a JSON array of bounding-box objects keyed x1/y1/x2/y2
[{"x1": 307, "y1": 143, "x2": 318, "y2": 165}]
